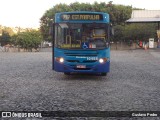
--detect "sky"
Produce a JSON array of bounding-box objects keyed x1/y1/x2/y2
[{"x1": 0, "y1": 0, "x2": 160, "y2": 28}]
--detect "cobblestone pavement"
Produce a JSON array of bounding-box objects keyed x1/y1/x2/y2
[{"x1": 0, "y1": 50, "x2": 160, "y2": 120}]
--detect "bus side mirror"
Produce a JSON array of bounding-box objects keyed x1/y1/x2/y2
[
  {"x1": 110, "y1": 24, "x2": 114, "y2": 36},
  {"x1": 111, "y1": 28, "x2": 114, "y2": 36},
  {"x1": 49, "y1": 23, "x2": 55, "y2": 40}
]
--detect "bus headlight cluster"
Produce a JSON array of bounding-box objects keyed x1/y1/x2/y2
[
  {"x1": 99, "y1": 58, "x2": 107, "y2": 63},
  {"x1": 56, "y1": 57, "x2": 64, "y2": 63}
]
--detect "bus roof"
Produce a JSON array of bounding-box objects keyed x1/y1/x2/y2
[
  {"x1": 56, "y1": 11, "x2": 108, "y2": 14},
  {"x1": 55, "y1": 11, "x2": 110, "y2": 23}
]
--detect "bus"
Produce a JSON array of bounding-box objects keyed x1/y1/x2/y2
[{"x1": 51, "y1": 11, "x2": 112, "y2": 76}]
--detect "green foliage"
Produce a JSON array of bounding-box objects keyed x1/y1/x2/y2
[
  {"x1": 113, "y1": 23, "x2": 157, "y2": 45},
  {"x1": 0, "y1": 31, "x2": 11, "y2": 46},
  {"x1": 0, "y1": 26, "x2": 15, "y2": 46},
  {"x1": 3, "y1": 27, "x2": 15, "y2": 36},
  {"x1": 11, "y1": 30, "x2": 42, "y2": 51},
  {"x1": 113, "y1": 25, "x2": 125, "y2": 41},
  {"x1": 124, "y1": 23, "x2": 157, "y2": 41}
]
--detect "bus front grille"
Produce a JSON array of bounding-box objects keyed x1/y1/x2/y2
[
  {"x1": 66, "y1": 60, "x2": 97, "y2": 63},
  {"x1": 64, "y1": 51, "x2": 98, "y2": 57}
]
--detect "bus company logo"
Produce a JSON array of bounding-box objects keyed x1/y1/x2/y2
[
  {"x1": 62, "y1": 15, "x2": 70, "y2": 20},
  {"x1": 2, "y1": 112, "x2": 11, "y2": 118}
]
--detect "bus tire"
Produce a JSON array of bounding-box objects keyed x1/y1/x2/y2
[
  {"x1": 64, "y1": 72, "x2": 70, "y2": 75},
  {"x1": 101, "y1": 73, "x2": 107, "y2": 76}
]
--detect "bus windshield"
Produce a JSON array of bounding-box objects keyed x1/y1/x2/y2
[{"x1": 55, "y1": 23, "x2": 109, "y2": 49}]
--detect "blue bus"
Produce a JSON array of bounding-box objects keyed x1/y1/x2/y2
[{"x1": 52, "y1": 11, "x2": 112, "y2": 76}]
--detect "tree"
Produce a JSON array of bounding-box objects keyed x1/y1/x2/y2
[
  {"x1": 3, "y1": 27, "x2": 15, "y2": 36},
  {"x1": 113, "y1": 25, "x2": 124, "y2": 41},
  {"x1": 0, "y1": 30, "x2": 11, "y2": 46},
  {"x1": 0, "y1": 26, "x2": 15, "y2": 46},
  {"x1": 11, "y1": 30, "x2": 42, "y2": 51},
  {"x1": 124, "y1": 23, "x2": 156, "y2": 42}
]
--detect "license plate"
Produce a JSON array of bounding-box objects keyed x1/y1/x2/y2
[{"x1": 76, "y1": 65, "x2": 86, "y2": 68}]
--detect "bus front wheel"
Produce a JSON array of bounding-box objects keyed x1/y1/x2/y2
[
  {"x1": 101, "y1": 73, "x2": 107, "y2": 76},
  {"x1": 64, "y1": 72, "x2": 71, "y2": 75}
]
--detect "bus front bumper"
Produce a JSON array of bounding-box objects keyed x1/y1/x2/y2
[{"x1": 54, "y1": 61, "x2": 110, "y2": 73}]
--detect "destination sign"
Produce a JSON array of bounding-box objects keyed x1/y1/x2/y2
[{"x1": 61, "y1": 14, "x2": 103, "y2": 21}]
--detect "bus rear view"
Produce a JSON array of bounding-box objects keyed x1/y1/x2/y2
[{"x1": 52, "y1": 11, "x2": 111, "y2": 76}]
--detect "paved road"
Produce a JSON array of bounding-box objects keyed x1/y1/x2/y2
[{"x1": 0, "y1": 50, "x2": 160, "y2": 119}]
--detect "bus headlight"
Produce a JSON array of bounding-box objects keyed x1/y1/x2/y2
[
  {"x1": 99, "y1": 58, "x2": 107, "y2": 63},
  {"x1": 56, "y1": 57, "x2": 64, "y2": 63}
]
